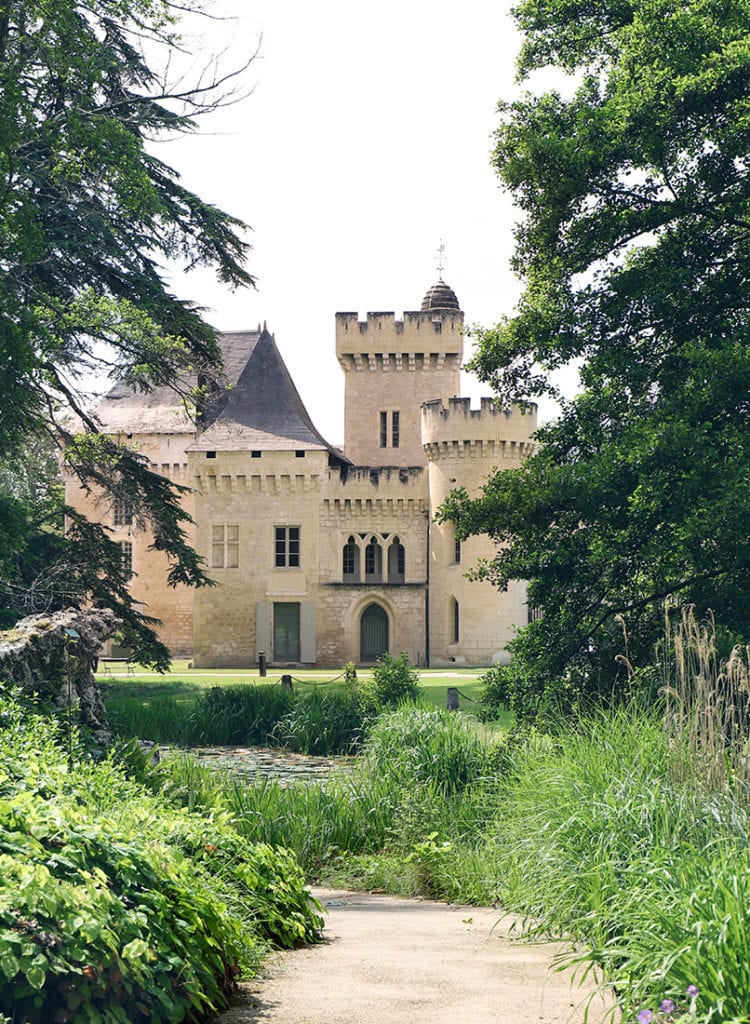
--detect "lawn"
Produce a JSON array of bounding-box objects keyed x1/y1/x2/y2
[
  {"x1": 97, "y1": 663, "x2": 490, "y2": 712},
  {"x1": 97, "y1": 663, "x2": 514, "y2": 743}
]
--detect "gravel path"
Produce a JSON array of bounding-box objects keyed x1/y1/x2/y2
[{"x1": 216, "y1": 888, "x2": 612, "y2": 1024}]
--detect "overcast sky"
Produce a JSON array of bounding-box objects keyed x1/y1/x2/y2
[{"x1": 157, "y1": 0, "x2": 550, "y2": 444}]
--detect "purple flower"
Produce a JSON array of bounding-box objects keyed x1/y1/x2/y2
[
  {"x1": 637, "y1": 1011, "x2": 653, "y2": 1024},
  {"x1": 686, "y1": 985, "x2": 699, "y2": 999},
  {"x1": 660, "y1": 999, "x2": 675, "y2": 1014}
]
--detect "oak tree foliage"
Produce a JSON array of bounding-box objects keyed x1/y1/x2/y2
[
  {"x1": 0, "y1": 0, "x2": 254, "y2": 666},
  {"x1": 440, "y1": 0, "x2": 750, "y2": 715}
]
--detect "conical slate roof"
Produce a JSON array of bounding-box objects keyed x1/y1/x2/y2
[
  {"x1": 421, "y1": 278, "x2": 460, "y2": 312},
  {"x1": 188, "y1": 328, "x2": 343, "y2": 457}
]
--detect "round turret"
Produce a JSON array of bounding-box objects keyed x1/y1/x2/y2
[{"x1": 421, "y1": 279, "x2": 460, "y2": 312}]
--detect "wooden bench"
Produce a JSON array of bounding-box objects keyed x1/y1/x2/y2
[{"x1": 99, "y1": 658, "x2": 135, "y2": 676}]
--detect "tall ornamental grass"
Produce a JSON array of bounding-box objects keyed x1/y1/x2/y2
[{"x1": 106, "y1": 684, "x2": 365, "y2": 754}]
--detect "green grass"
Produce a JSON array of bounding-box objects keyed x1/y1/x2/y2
[{"x1": 98, "y1": 665, "x2": 512, "y2": 747}]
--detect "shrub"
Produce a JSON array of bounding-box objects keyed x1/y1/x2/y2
[
  {"x1": 372, "y1": 652, "x2": 419, "y2": 706},
  {"x1": 476, "y1": 664, "x2": 510, "y2": 721},
  {"x1": 0, "y1": 689, "x2": 323, "y2": 1024}
]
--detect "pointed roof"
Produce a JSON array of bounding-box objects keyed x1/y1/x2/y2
[
  {"x1": 91, "y1": 330, "x2": 261, "y2": 435},
  {"x1": 187, "y1": 328, "x2": 344, "y2": 458}
]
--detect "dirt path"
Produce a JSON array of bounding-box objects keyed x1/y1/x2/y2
[{"x1": 216, "y1": 888, "x2": 611, "y2": 1024}]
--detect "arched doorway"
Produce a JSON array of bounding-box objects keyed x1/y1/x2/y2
[{"x1": 360, "y1": 603, "x2": 389, "y2": 663}]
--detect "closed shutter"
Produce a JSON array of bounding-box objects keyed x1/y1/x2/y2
[
  {"x1": 255, "y1": 601, "x2": 272, "y2": 661},
  {"x1": 274, "y1": 602, "x2": 300, "y2": 661},
  {"x1": 300, "y1": 602, "x2": 316, "y2": 664}
]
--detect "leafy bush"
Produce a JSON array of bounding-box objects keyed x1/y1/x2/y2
[
  {"x1": 372, "y1": 652, "x2": 419, "y2": 706},
  {"x1": 476, "y1": 664, "x2": 510, "y2": 721},
  {"x1": 0, "y1": 690, "x2": 323, "y2": 1024}
]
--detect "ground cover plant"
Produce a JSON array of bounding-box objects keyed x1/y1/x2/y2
[{"x1": 0, "y1": 689, "x2": 323, "y2": 1024}]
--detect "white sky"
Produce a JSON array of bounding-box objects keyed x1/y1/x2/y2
[{"x1": 157, "y1": 0, "x2": 555, "y2": 445}]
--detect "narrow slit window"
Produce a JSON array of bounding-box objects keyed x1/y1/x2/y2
[
  {"x1": 379, "y1": 411, "x2": 388, "y2": 448},
  {"x1": 365, "y1": 538, "x2": 383, "y2": 582},
  {"x1": 392, "y1": 411, "x2": 400, "y2": 449},
  {"x1": 120, "y1": 541, "x2": 133, "y2": 579}
]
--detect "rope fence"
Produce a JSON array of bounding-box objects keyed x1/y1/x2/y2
[{"x1": 287, "y1": 672, "x2": 348, "y2": 687}]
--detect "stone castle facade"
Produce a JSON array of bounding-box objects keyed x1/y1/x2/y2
[{"x1": 68, "y1": 279, "x2": 536, "y2": 667}]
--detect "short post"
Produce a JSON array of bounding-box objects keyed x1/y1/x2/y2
[
  {"x1": 258, "y1": 651, "x2": 267, "y2": 677},
  {"x1": 281, "y1": 674, "x2": 293, "y2": 692},
  {"x1": 446, "y1": 686, "x2": 459, "y2": 712}
]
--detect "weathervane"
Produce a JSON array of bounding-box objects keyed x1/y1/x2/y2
[{"x1": 436, "y1": 239, "x2": 446, "y2": 279}]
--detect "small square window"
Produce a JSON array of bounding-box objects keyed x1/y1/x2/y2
[
  {"x1": 206, "y1": 451, "x2": 216, "y2": 459},
  {"x1": 251, "y1": 451, "x2": 262, "y2": 458}
]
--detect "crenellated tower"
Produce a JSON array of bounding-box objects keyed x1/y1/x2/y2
[
  {"x1": 336, "y1": 280, "x2": 464, "y2": 466},
  {"x1": 423, "y1": 397, "x2": 537, "y2": 666}
]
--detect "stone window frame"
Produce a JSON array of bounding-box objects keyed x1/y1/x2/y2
[
  {"x1": 113, "y1": 497, "x2": 133, "y2": 527},
  {"x1": 342, "y1": 535, "x2": 360, "y2": 582},
  {"x1": 391, "y1": 410, "x2": 400, "y2": 449},
  {"x1": 343, "y1": 533, "x2": 406, "y2": 584},
  {"x1": 274, "y1": 525, "x2": 301, "y2": 569},
  {"x1": 120, "y1": 540, "x2": 133, "y2": 578},
  {"x1": 211, "y1": 524, "x2": 240, "y2": 569}
]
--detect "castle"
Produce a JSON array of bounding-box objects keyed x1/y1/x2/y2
[{"x1": 68, "y1": 279, "x2": 536, "y2": 667}]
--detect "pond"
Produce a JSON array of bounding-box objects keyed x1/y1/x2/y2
[{"x1": 190, "y1": 745, "x2": 351, "y2": 785}]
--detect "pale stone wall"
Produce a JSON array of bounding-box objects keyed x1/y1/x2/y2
[
  {"x1": 63, "y1": 432, "x2": 195, "y2": 658},
  {"x1": 190, "y1": 448, "x2": 328, "y2": 668},
  {"x1": 317, "y1": 464, "x2": 428, "y2": 664},
  {"x1": 315, "y1": 585, "x2": 427, "y2": 667},
  {"x1": 424, "y1": 399, "x2": 537, "y2": 666},
  {"x1": 336, "y1": 310, "x2": 463, "y2": 466}
]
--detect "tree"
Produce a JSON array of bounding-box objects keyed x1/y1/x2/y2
[
  {"x1": 440, "y1": 0, "x2": 750, "y2": 715},
  {"x1": 0, "y1": 0, "x2": 254, "y2": 666}
]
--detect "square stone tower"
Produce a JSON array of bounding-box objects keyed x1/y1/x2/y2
[{"x1": 335, "y1": 279, "x2": 464, "y2": 466}]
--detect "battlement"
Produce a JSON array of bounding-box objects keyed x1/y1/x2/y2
[
  {"x1": 336, "y1": 309, "x2": 464, "y2": 361},
  {"x1": 421, "y1": 397, "x2": 537, "y2": 448}
]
